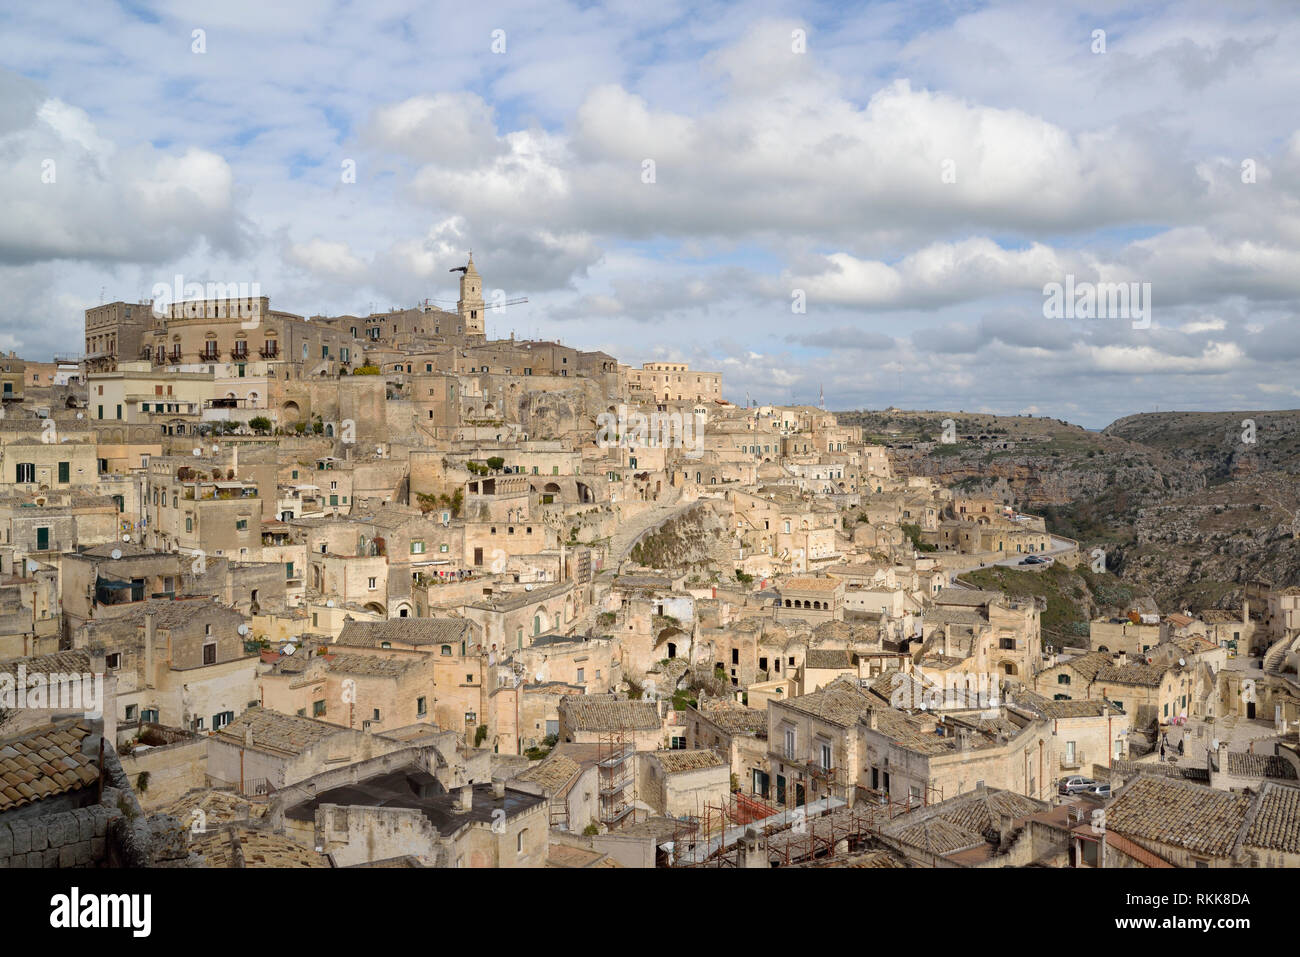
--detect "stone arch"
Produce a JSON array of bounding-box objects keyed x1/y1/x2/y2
[{"x1": 281, "y1": 400, "x2": 301, "y2": 422}]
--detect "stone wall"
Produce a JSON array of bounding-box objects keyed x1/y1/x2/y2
[
  {"x1": 120, "y1": 736, "x2": 208, "y2": 811},
  {"x1": 0, "y1": 804, "x2": 116, "y2": 868}
]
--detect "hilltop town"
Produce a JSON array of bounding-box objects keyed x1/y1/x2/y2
[{"x1": 0, "y1": 258, "x2": 1296, "y2": 870}]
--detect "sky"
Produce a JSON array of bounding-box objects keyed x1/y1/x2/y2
[{"x1": 1, "y1": 0, "x2": 1298, "y2": 428}]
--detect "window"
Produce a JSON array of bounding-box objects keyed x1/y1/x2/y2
[
  {"x1": 784, "y1": 728, "x2": 796, "y2": 759},
  {"x1": 124, "y1": 704, "x2": 138, "y2": 722},
  {"x1": 416, "y1": 697, "x2": 427, "y2": 717},
  {"x1": 465, "y1": 712, "x2": 477, "y2": 725},
  {"x1": 671, "y1": 736, "x2": 686, "y2": 750},
  {"x1": 820, "y1": 743, "x2": 832, "y2": 770},
  {"x1": 517, "y1": 831, "x2": 525, "y2": 854},
  {"x1": 15, "y1": 463, "x2": 34, "y2": 483},
  {"x1": 314, "y1": 699, "x2": 326, "y2": 717},
  {"x1": 576, "y1": 667, "x2": 585, "y2": 683},
  {"x1": 105, "y1": 653, "x2": 121, "y2": 670},
  {"x1": 58, "y1": 461, "x2": 70, "y2": 483},
  {"x1": 213, "y1": 711, "x2": 233, "y2": 729},
  {"x1": 367, "y1": 577, "x2": 377, "y2": 590},
  {"x1": 285, "y1": 561, "x2": 294, "y2": 579},
  {"x1": 203, "y1": 644, "x2": 216, "y2": 665},
  {"x1": 440, "y1": 645, "x2": 452, "y2": 656},
  {"x1": 411, "y1": 541, "x2": 425, "y2": 554},
  {"x1": 235, "y1": 519, "x2": 247, "y2": 530}
]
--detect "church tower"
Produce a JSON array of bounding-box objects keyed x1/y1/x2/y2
[{"x1": 457, "y1": 253, "x2": 485, "y2": 338}]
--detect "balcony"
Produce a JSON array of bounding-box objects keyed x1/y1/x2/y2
[
  {"x1": 230, "y1": 347, "x2": 250, "y2": 361},
  {"x1": 1060, "y1": 750, "x2": 1086, "y2": 770},
  {"x1": 258, "y1": 345, "x2": 280, "y2": 359}
]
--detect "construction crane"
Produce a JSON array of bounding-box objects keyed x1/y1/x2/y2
[{"x1": 425, "y1": 291, "x2": 529, "y2": 310}]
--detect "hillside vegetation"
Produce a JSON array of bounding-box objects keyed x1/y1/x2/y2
[{"x1": 842, "y1": 407, "x2": 1300, "y2": 609}]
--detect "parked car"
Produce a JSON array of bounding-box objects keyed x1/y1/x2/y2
[
  {"x1": 1020, "y1": 556, "x2": 1043, "y2": 565},
  {"x1": 1059, "y1": 775, "x2": 1099, "y2": 794},
  {"x1": 1084, "y1": 783, "x2": 1112, "y2": 798}
]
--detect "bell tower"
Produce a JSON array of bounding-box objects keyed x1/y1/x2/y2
[{"x1": 457, "y1": 253, "x2": 485, "y2": 338}]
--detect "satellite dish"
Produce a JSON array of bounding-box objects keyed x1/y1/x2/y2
[
  {"x1": 76, "y1": 412, "x2": 84, "y2": 419},
  {"x1": 326, "y1": 599, "x2": 335, "y2": 608},
  {"x1": 25, "y1": 560, "x2": 38, "y2": 573},
  {"x1": 193, "y1": 448, "x2": 202, "y2": 456},
  {"x1": 534, "y1": 673, "x2": 544, "y2": 682},
  {"x1": 122, "y1": 534, "x2": 131, "y2": 542},
  {"x1": 110, "y1": 549, "x2": 122, "y2": 560},
  {"x1": 283, "y1": 644, "x2": 297, "y2": 656},
  {"x1": 1178, "y1": 658, "x2": 1186, "y2": 667},
  {"x1": 524, "y1": 584, "x2": 533, "y2": 591},
  {"x1": 237, "y1": 624, "x2": 250, "y2": 636}
]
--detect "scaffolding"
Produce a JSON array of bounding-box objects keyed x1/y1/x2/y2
[
  {"x1": 597, "y1": 729, "x2": 638, "y2": 828},
  {"x1": 671, "y1": 787, "x2": 931, "y2": 867}
]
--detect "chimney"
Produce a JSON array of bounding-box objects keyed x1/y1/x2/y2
[
  {"x1": 1242, "y1": 600, "x2": 1249, "y2": 625},
  {"x1": 88, "y1": 645, "x2": 106, "y2": 677},
  {"x1": 231, "y1": 445, "x2": 238, "y2": 479},
  {"x1": 244, "y1": 726, "x2": 253, "y2": 748},
  {"x1": 1116, "y1": 650, "x2": 1127, "y2": 667},
  {"x1": 736, "y1": 827, "x2": 770, "y2": 869},
  {"x1": 493, "y1": 778, "x2": 506, "y2": 799},
  {"x1": 456, "y1": 784, "x2": 474, "y2": 812}
]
